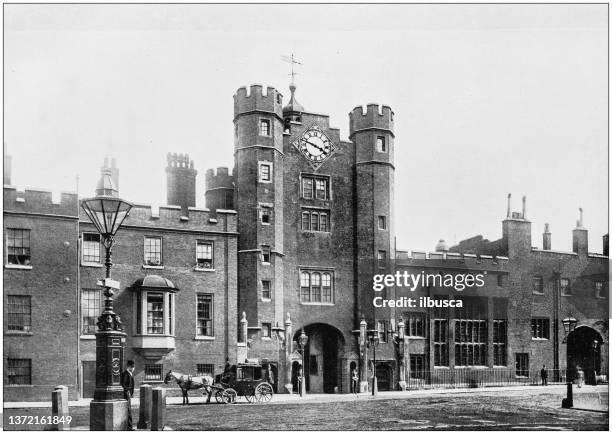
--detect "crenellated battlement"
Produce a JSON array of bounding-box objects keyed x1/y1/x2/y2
[
  {"x1": 396, "y1": 249, "x2": 509, "y2": 270},
  {"x1": 166, "y1": 152, "x2": 196, "y2": 173},
  {"x1": 79, "y1": 202, "x2": 237, "y2": 232},
  {"x1": 205, "y1": 167, "x2": 234, "y2": 190},
  {"x1": 234, "y1": 84, "x2": 284, "y2": 118},
  {"x1": 349, "y1": 103, "x2": 394, "y2": 136},
  {"x1": 3, "y1": 186, "x2": 79, "y2": 217}
]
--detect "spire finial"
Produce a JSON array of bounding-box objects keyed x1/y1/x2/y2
[
  {"x1": 282, "y1": 53, "x2": 302, "y2": 87},
  {"x1": 282, "y1": 54, "x2": 305, "y2": 114}
]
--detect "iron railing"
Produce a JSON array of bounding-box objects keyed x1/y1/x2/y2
[{"x1": 404, "y1": 368, "x2": 607, "y2": 390}]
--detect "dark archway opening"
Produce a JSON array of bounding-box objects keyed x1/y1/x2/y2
[
  {"x1": 293, "y1": 323, "x2": 345, "y2": 393},
  {"x1": 567, "y1": 326, "x2": 604, "y2": 385}
]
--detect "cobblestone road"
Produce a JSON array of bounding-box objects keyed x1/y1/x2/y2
[{"x1": 3, "y1": 387, "x2": 608, "y2": 430}]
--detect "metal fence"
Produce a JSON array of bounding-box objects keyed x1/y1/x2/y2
[{"x1": 404, "y1": 368, "x2": 598, "y2": 390}]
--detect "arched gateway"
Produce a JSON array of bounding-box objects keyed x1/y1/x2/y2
[
  {"x1": 293, "y1": 324, "x2": 345, "y2": 393},
  {"x1": 566, "y1": 326, "x2": 604, "y2": 385}
]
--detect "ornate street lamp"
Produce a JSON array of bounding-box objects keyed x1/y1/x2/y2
[
  {"x1": 561, "y1": 316, "x2": 578, "y2": 409},
  {"x1": 367, "y1": 326, "x2": 380, "y2": 396},
  {"x1": 297, "y1": 328, "x2": 309, "y2": 397},
  {"x1": 82, "y1": 164, "x2": 133, "y2": 430}
]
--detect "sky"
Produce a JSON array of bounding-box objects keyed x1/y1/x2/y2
[{"x1": 3, "y1": 3, "x2": 608, "y2": 253}]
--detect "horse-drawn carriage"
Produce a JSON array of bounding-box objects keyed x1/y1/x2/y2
[
  {"x1": 165, "y1": 361, "x2": 273, "y2": 405},
  {"x1": 213, "y1": 361, "x2": 274, "y2": 404}
]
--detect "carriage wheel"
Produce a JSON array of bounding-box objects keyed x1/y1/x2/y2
[
  {"x1": 255, "y1": 382, "x2": 273, "y2": 403},
  {"x1": 214, "y1": 389, "x2": 226, "y2": 404},
  {"x1": 224, "y1": 388, "x2": 237, "y2": 404}
]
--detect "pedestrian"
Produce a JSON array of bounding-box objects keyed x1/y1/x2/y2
[
  {"x1": 540, "y1": 365, "x2": 548, "y2": 385},
  {"x1": 351, "y1": 368, "x2": 359, "y2": 394},
  {"x1": 297, "y1": 367, "x2": 304, "y2": 395},
  {"x1": 540, "y1": 365, "x2": 548, "y2": 386},
  {"x1": 267, "y1": 366, "x2": 275, "y2": 386},
  {"x1": 576, "y1": 365, "x2": 584, "y2": 388},
  {"x1": 121, "y1": 360, "x2": 136, "y2": 431}
]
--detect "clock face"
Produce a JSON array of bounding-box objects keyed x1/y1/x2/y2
[{"x1": 294, "y1": 125, "x2": 334, "y2": 165}]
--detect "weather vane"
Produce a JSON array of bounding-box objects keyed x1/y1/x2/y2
[{"x1": 281, "y1": 53, "x2": 302, "y2": 84}]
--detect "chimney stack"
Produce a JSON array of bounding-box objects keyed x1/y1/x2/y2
[
  {"x1": 543, "y1": 223, "x2": 551, "y2": 250},
  {"x1": 572, "y1": 207, "x2": 588, "y2": 256},
  {"x1": 603, "y1": 234, "x2": 609, "y2": 256},
  {"x1": 506, "y1": 193, "x2": 511, "y2": 218},
  {"x1": 522, "y1": 195, "x2": 527, "y2": 219},
  {"x1": 166, "y1": 153, "x2": 197, "y2": 214}
]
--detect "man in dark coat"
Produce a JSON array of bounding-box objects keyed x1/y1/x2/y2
[
  {"x1": 121, "y1": 360, "x2": 136, "y2": 430},
  {"x1": 540, "y1": 364, "x2": 548, "y2": 386}
]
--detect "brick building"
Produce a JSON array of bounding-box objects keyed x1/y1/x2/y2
[
  {"x1": 3, "y1": 82, "x2": 608, "y2": 401},
  {"x1": 4, "y1": 155, "x2": 238, "y2": 401}
]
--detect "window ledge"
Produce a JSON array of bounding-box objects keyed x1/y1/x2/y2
[
  {"x1": 261, "y1": 298, "x2": 271, "y2": 302},
  {"x1": 300, "y1": 302, "x2": 335, "y2": 306},
  {"x1": 262, "y1": 337, "x2": 272, "y2": 341},
  {"x1": 193, "y1": 267, "x2": 215, "y2": 272},
  {"x1": 5, "y1": 264, "x2": 32, "y2": 270},
  {"x1": 406, "y1": 336, "x2": 427, "y2": 340},
  {"x1": 532, "y1": 292, "x2": 544, "y2": 296},
  {"x1": 143, "y1": 265, "x2": 164, "y2": 270},
  {"x1": 262, "y1": 262, "x2": 271, "y2": 266},
  {"x1": 237, "y1": 342, "x2": 247, "y2": 347},
  {"x1": 194, "y1": 336, "x2": 215, "y2": 341},
  {"x1": 5, "y1": 331, "x2": 33, "y2": 336},
  {"x1": 80, "y1": 335, "x2": 96, "y2": 340},
  {"x1": 81, "y1": 262, "x2": 103, "y2": 268},
  {"x1": 531, "y1": 338, "x2": 550, "y2": 341},
  {"x1": 454, "y1": 366, "x2": 489, "y2": 369},
  {"x1": 433, "y1": 366, "x2": 450, "y2": 370}
]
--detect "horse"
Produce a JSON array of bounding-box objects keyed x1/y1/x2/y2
[{"x1": 164, "y1": 370, "x2": 215, "y2": 405}]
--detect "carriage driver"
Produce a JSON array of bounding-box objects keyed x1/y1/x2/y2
[{"x1": 121, "y1": 360, "x2": 136, "y2": 430}]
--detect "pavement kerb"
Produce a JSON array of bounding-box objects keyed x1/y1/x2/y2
[{"x1": 3, "y1": 384, "x2": 607, "y2": 409}]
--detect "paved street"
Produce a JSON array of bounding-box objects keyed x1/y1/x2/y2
[{"x1": 3, "y1": 386, "x2": 608, "y2": 430}]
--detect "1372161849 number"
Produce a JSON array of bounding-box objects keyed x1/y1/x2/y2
[{"x1": 7, "y1": 415, "x2": 73, "y2": 425}]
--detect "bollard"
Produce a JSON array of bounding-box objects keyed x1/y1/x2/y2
[
  {"x1": 151, "y1": 387, "x2": 166, "y2": 431},
  {"x1": 51, "y1": 385, "x2": 70, "y2": 431},
  {"x1": 137, "y1": 384, "x2": 152, "y2": 429}
]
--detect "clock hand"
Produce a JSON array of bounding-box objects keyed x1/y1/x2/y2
[{"x1": 304, "y1": 139, "x2": 327, "y2": 153}]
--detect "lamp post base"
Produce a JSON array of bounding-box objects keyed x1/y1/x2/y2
[
  {"x1": 561, "y1": 382, "x2": 573, "y2": 408},
  {"x1": 372, "y1": 376, "x2": 378, "y2": 396},
  {"x1": 90, "y1": 399, "x2": 129, "y2": 431},
  {"x1": 300, "y1": 377, "x2": 307, "y2": 397}
]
